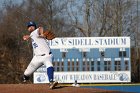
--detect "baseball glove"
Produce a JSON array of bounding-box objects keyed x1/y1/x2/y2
[{"x1": 43, "y1": 30, "x2": 55, "y2": 40}]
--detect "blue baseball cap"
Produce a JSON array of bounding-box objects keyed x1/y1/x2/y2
[{"x1": 27, "y1": 21, "x2": 37, "y2": 28}]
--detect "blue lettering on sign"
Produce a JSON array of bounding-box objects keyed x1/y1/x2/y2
[
  {"x1": 48, "y1": 37, "x2": 128, "y2": 48},
  {"x1": 36, "y1": 74, "x2": 46, "y2": 82},
  {"x1": 94, "y1": 74, "x2": 117, "y2": 80},
  {"x1": 70, "y1": 74, "x2": 92, "y2": 80},
  {"x1": 95, "y1": 38, "x2": 127, "y2": 46},
  {"x1": 118, "y1": 73, "x2": 129, "y2": 81}
]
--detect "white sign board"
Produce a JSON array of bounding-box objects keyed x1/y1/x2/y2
[
  {"x1": 34, "y1": 71, "x2": 131, "y2": 83},
  {"x1": 49, "y1": 37, "x2": 130, "y2": 49},
  {"x1": 33, "y1": 37, "x2": 131, "y2": 84}
]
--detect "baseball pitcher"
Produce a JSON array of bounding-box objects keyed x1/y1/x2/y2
[{"x1": 22, "y1": 21, "x2": 57, "y2": 89}]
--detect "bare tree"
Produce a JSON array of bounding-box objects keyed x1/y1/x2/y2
[
  {"x1": 0, "y1": 0, "x2": 140, "y2": 83},
  {"x1": 0, "y1": 0, "x2": 75, "y2": 83},
  {"x1": 64, "y1": 0, "x2": 140, "y2": 37},
  {"x1": 21, "y1": 0, "x2": 74, "y2": 37}
]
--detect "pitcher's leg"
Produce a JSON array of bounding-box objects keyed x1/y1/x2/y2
[
  {"x1": 44, "y1": 54, "x2": 54, "y2": 82},
  {"x1": 44, "y1": 54, "x2": 58, "y2": 89},
  {"x1": 47, "y1": 66, "x2": 54, "y2": 82},
  {"x1": 22, "y1": 56, "x2": 42, "y2": 82}
]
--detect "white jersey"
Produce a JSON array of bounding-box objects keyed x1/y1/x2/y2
[{"x1": 30, "y1": 28, "x2": 50, "y2": 56}]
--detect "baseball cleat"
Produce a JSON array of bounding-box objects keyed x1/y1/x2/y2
[
  {"x1": 22, "y1": 75, "x2": 30, "y2": 83},
  {"x1": 49, "y1": 81, "x2": 58, "y2": 89},
  {"x1": 23, "y1": 79, "x2": 27, "y2": 83}
]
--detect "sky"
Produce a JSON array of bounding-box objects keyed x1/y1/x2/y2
[{"x1": 0, "y1": 0, "x2": 23, "y2": 9}]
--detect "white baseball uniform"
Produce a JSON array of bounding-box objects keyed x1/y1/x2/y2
[{"x1": 24, "y1": 28, "x2": 53, "y2": 76}]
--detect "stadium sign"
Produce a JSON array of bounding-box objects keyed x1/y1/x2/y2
[
  {"x1": 34, "y1": 71, "x2": 130, "y2": 83},
  {"x1": 33, "y1": 37, "x2": 131, "y2": 83},
  {"x1": 49, "y1": 37, "x2": 130, "y2": 49}
]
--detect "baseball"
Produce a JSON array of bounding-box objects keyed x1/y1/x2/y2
[
  {"x1": 23, "y1": 35, "x2": 29, "y2": 40},
  {"x1": 23, "y1": 37, "x2": 27, "y2": 40}
]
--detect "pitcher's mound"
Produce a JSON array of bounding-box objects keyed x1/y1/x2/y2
[{"x1": 0, "y1": 84, "x2": 133, "y2": 93}]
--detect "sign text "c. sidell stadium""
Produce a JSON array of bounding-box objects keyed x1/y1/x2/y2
[{"x1": 48, "y1": 37, "x2": 130, "y2": 49}]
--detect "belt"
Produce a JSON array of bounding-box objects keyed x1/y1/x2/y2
[{"x1": 41, "y1": 52, "x2": 52, "y2": 56}]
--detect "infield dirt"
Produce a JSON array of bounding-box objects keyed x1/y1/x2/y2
[{"x1": 0, "y1": 84, "x2": 134, "y2": 93}]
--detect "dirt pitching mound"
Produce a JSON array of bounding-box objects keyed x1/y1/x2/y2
[{"x1": 0, "y1": 84, "x2": 134, "y2": 93}]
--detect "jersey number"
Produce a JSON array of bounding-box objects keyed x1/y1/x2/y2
[{"x1": 32, "y1": 43, "x2": 38, "y2": 48}]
